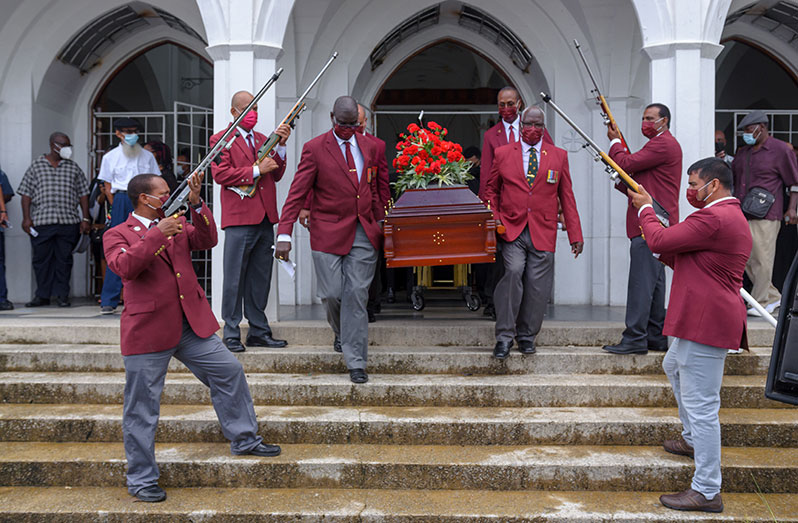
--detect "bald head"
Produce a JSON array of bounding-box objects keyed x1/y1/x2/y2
[
  {"x1": 331, "y1": 96, "x2": 358, "y2": 125},
  {"x1": 522, "y1": 106, "x2": 544, "y2": 122},
  {"x1": 231, "y1": 91, "x2": 254, "y2": 110}
]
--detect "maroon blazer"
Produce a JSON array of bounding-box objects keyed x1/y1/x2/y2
[
  {"x1": 103, "y1": 204, "x2": 219, "y2": 356},
  {"x1": 479, "y1": 120, "x2": 554, "y2": 200},
  {"x1": 484, "y1": 141, "x2": 583, "y2": 252},
  {"x1": 609, "y1": 130, "x2": 682, "y2": 238},
  {"x1": 302, "y1": 131, "x2": 391, "y2": 215},
  {"x1": 210, "y1": 124, "x2": 286, "y2": 229},
  {"x1": 639, "y1": 198, "x2": 752, "y2": 350},
  {"x1": 278, "y1": 130, "x2": 383, "y2": 255}
]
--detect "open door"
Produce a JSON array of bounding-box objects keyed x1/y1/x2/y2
[{"x1": 766, "y1": 252, "x2": 798, "y2": 405}]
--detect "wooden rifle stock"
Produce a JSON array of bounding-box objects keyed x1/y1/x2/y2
[
  {"x1": 574, "y1": 40, "x2": 630, "y2": 153},
  {"x1": 253, "y1": 102, "x2": 306, "y2": 166}
]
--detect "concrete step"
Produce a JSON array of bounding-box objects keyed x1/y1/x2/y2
[
  {"x1": 0, "y1": 486, "x2": 795, "y2": 522},
  {"x1": 0, "y1": 344, "x2": 772, "y2": 375},
  {"x1": 0, "y1": 371, "x2": 782, "y2": 408},
  {"x1": 0, "y1": 319, "x2": 777, "y2": 347},
  {"x1": 2, "y1": 404, "x2": 796, "y2": 448},
  {"x1": 1, "y1": 442, "x2": 795, "y2": 493}
]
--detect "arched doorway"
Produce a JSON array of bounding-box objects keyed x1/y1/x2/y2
[{"x1": 90, "y1": 41, "x2": 214, "y2": 298}]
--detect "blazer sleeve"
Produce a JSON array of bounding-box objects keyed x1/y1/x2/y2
[
  {"x1": 639, "y1": 206, "x2": 719, "y2": 255},
  {"x1": 376, "y1": 140, "x2": 391, "y2": 207},
  {"x1": 210, "y1": 133, "x2": 255, "y2": 188},
  {"x1": 104, "y1": 227, "x2": 168, "y2": 280},
  {"x1": 557, "y1": 153, "x2": 583, "y2": 244},
  {"x1": 609, "y1": 138, "x2": 668, "y2": 175},
  {"x1": 269, "y1": 149, "x2": 287, "y2": 183},
  {"x1": 277, "y1": 142, "x2": 319, "y2": 237},
  {"x1": 478, "y1": 134, "x2": 494, "y2": 200},
  {"x1": 186, "y1": 202, "x2": 218, "y2": 251},
  {"x1": 484, "y1": 151, "x2": 503, "y2": 223}
]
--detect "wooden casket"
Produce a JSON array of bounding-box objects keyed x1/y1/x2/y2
[{"x1": 383, "y1": 185, "x2": 498, "y2": 268}]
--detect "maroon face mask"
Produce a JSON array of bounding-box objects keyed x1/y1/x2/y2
[
  {"x1": 521, "y1": 126, "x2": 544, "y2": 146},
  {"x1": 641, "y1": 118, "x2": 664, "y2": 139},
  {"x1": 145, "y1": 194, "x2": 170, "y2": 219},
  {"x1": 499, "y1": 106, "x2": 518, "y2": 123},
  {"x1": 334, "y1": 125, "x2": 357, "y2": 140}
]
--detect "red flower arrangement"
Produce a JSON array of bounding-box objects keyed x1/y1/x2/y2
[{"x1": 392, "y1": 121, "x2": 473, "y2": 193}]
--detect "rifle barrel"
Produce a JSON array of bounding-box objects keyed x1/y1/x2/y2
[{"x1": 573, "y1": 40, "x2": 602, "y2": 94}]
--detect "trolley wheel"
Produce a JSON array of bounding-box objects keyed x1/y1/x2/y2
[
  {"x1": 411, "y1": 291, "x2": 426, "y2": 311},
  {"x1": 465, "y1": 293, "x2": 481, "y2": 312}
]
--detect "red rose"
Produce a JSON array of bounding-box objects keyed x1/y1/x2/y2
[
  {"x1": 407, "y1": 123, "x2": 420, "y2": 133},
  {"x1": 428, "y1": 121, "x2": 441, "y2": 130},
  {"x1": 430, "y1": 146, "x2": 442, "y2": 156},
  {"x1": 446, "y1": 150, "x2": 459, "y2": 162}
]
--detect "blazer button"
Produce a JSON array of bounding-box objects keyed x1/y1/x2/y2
[
  {"x1": 357, "y1": 195, "x2": 360, "y2": 199},
  {"x1": 180, "y1": 294, "x2": 184, "y2": 300},
  {"x1": 176, "y1": 273, "x2": 181, "y2": 278}
]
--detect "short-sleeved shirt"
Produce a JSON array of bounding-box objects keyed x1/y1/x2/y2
[
  {"x1": 732, "y1": 136, "x2": 798, "y2": 221},
  {"x1": 0, "y1": 166, "x2": 13, "y2": 199},
  {"x1": 97, "y1": 144, "x2": 160, "y2": 193},
  {"x1": 17, "y1": 156, "x2": 90, "y2": 226}
]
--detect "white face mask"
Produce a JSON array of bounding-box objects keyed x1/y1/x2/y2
[{"x1": 55, "y1": 144, "x2": 73, "y2": 160}]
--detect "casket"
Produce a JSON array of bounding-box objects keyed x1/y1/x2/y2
[{"x1": 383, "y1": 185, "x2": 498, "y2": 268}]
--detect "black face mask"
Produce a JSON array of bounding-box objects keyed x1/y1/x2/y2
[{"x1": 715, "y1": 141, "x2": 726, "y2": 154}]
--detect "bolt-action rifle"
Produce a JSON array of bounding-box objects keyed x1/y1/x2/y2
[
  {"x1": 540, "y1": 92, "x2": 670, "y2": 227},
  {"x1": 161, "y1": 68, "x2": 283, "y2": 216},
  {"x1": 574, "y1": 40, "x2": 630, "y2": 154},
  {"x1": 229, "y1": 52, "x2": 339, "y2": 199}
]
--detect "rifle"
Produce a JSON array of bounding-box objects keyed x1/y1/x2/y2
[
  {"x1": 540, "y1": 92, "x2": 670, "y2": 226},
  {"x1": 574, "y1": 40, "x2": 630, "y2": 154},
  {"x1": 230, "y1": 52, "x2": 339, "y2": 199},
  {"x1": 161, "y1": 68, "x2": 283, "y2": 217}
]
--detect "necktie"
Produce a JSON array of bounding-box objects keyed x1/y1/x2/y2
[
  {"x1": 344, "y1": 141, "x2": 358, "y2": 183},
  {"x1": 247, "y1": 134, "x2": 256, "y2": 158},
  {"x1": 508, "y1": 126, "x2": 515, "y2": 144},
  {"x1": 526, "y1": 147, "x2": 538, "y2": 188},
  {"x1": 148, "y1": 219, "x2": 159, "y2": 230}
]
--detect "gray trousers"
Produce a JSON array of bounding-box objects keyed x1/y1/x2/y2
[
  {"x1": 663, "y1": 337, "x2": 727, "y2": 499},
  {"x1": 312, "y1": 225, "x2": 377, "y2": 370},
  {"x1": 222, "y1": 217, "x2": 275, "y2": 340},
  {"x1": 122, "y1": 320, "x2": 262, "y2": 495},
  {"x1": 622, "y1": 236, "x2": 667, "y2": 348},
  {"x1": 494, "y1": 227, "x2": 554, "y2": 343}
]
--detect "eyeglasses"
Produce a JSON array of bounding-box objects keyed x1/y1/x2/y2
[
  {"x1": 520, "y1": 122, "x2": 545, "y2": 129},
  {"x1": 333, "y1": 117, "x2": 360, "y2": 129}
]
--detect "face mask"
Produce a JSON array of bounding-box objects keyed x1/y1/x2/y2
[
  {"x1": 714, "y1": 141, "x2": 725, "y2": 154},
  {"x1": 499, "y1": 106, "x2": 518, "y2": 123},
  {"x1": 176, "y1": 165, "x2": 185, "y2": 176},
  {"x1": 56, "y1": 145, "x2": 73, "y2": 160},
  {"x1": 334, "y1": 124, "x2": 357, "y2": 141},
  {"x1": 641, "y1": 117, "x2": 664, "y2": 138},
  {"x1": 686, "y1": 180, "x2": 715, "y2": 209},
  {"x1": 742, "y1": 128, "x2": 759, "y2": 146},
  {"x1": 144, "y1": 194, "x2": 170, "y2": 219},
  {"x1": 239, "y1": 110, "x2": 258, "y2": 130},
  {"x1": 521, "y1": 126, "x2": 543, "y2": 146},
  {"x1": 123, "y1": 133, "x2": 139, "y2": 147}
]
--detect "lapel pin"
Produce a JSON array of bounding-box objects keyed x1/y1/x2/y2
[{"x1": 133, "y1": 226, "x2": 141, "y2": 232}]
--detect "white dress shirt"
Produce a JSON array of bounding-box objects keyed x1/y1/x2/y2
[
  {"x1": 97, "y1": 144, "x2": 161, "y2": 193},
  {"x1": 503, "y1": 116, "x2": 520, "y2": 144},
  {"x1": 132, "y1": 212, "x2": 154, "y2": 230},
  {"x1": 521, "y1": 138, "x2": 542, "y2": 175},
  {"x1": 238, "y1": 126, "x2": 286, "y2": 179},
  {"x1": 638, "y1": 195, "x2": 735, "y2": 217}
]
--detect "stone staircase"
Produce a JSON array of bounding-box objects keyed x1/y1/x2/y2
[{"x1": 0, "y1": 320, "x2": 795, "y2": 521}]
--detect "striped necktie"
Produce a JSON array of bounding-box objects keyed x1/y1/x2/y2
[{"x1": 526, "y1": 147, "x2": 538, "y2": 188}]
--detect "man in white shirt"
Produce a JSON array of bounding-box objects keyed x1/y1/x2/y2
[{"x1": 97, "y1": 118, "x2": 161, "y2": 314}]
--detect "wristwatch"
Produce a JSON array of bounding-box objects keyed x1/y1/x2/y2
[{"x1": 81, "y1": 217, "x2": 90, "y2": 222}]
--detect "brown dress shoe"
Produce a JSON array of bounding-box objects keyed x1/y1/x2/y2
[
  {"x1": 663, "y1": 437, "x2": 694, "y2": 458},
  {"x1": 660, "y1": 488, "x2": 723, "y2": 513}
]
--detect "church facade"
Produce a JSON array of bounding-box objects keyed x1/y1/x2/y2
[{"x1": 0, "y1": 0, "x2": 794, "y2": 316}]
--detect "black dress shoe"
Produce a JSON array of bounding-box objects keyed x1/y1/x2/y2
[
  {"x1": 25, "y1": 296, "x2": 50, "y2": 307},
  {"x1": 367, "y1": 310, "x2": 376, "y2": 323},
  {"x1": 133, "y1": 485, "x2": 166, "y2": 502},
  {"x1": 244, "y1": 443, "x2": 281, "y2": 457},
  {"x1": 602, "y1": 342, "x2": 648, "y2": 355},
  {"x1": 333, "y1": 336, "x2": 342, "y2": 353},
  {"x1": 0, "y1": 300, "x2": 14, "y2": 311},
  {"x1": 246, "y1": 334, "x2": 287, "y2": 348},
  {"x1": 483, "y1": 303, "x2": 495, "y2": 317},
  {"x1": 648, "y1": 343, "x2": 669, "y2": 351},
  {"x1": 350, "y1": 369, "x2": 368, "y2": 383},
  {"x1": 518, "y1": 340, "x2": 536, "y2": 354},
  {"x1": 493, "y1": 340, "x2": 513, "y2": 360},
  {"x1": 386, "y1": 288, "x2": 396, "y2": 303},
  {"x1": 224, "y1": 337, "x2": 245, "y2": 353},
  {"x1": 56, "y1": 296, "x2": 71, "y2": 308}
]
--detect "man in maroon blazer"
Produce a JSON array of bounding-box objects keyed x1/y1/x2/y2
[
  {"x1": 629, "y1": 158, "x2": 752, "y2": 513},
  {"x1": 103, "y1": 173, "x2": 281, "y2": 503},
  {"x1": 484, "y1": 106, "x2": 584, "y2": 358},
  {"x1": 604, "y1": 103, "x2": 682, "y2": 355},
  {"x1": 210, "y1": 90, "x2": 291, "y2": 353},
  {"x1": 275, "y1": 96, "x2": 382, "y2": 384}
]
